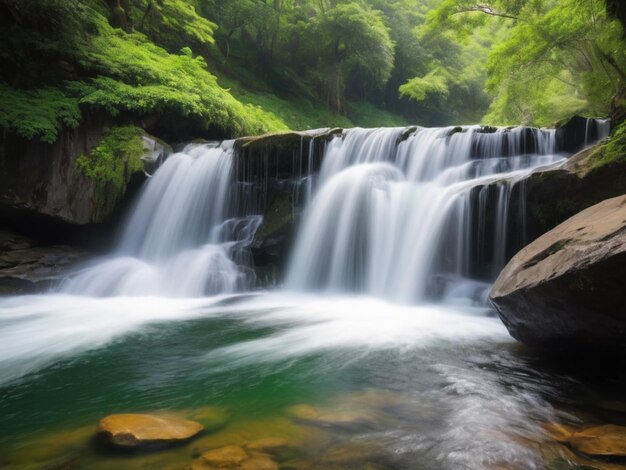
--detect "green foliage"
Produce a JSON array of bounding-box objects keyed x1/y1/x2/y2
[
  {"x1": 420, "y1": 0, "x2": 625, "y2": 126},
  {"x1": 0, "y1": 84, "x2": 81, "y2": 143},
  {"x1": 223, "y1": 78, "x2": 353, "y2": 130},
  {"x1": 76, "y1": 126, "x2": 145, "y2": 189},
  {"x1": 347, "y1": 101, "x2": 409, "y2": 128},
  {"x1": 125, "y1": 0, "x2": 217, "y2": 51},
  {"x1": 400, "y1": 69, "x2": 450, "y2": 101},
  {"x1": 590, "y1": 121, "x2": 626, "y2": 168},
  {"x1": 306, "y1": 3, "x2": 395, "y2": 112},
  {"x1": 68, "y1": 18, "x2": 281, "y2": 136},
  {"x1": 3, "y1": 0, "x2": 622, "y2": 141},
  {"x1": 0, "y1": 1, "x2": 285, "y2": 142}
]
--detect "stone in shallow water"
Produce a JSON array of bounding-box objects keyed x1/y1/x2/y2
[
  {"x1": 569, "y1": 425, "x2": 626, "y2": 457},
  {"x1": 193, "y1": 445, "x2": 248, "y2": 468},
  {"x1": 193, "y1": 445, "x2": 279, "y2": 470},
  {"x1": 245, "y1": 437, "x2": 290, "y2": 453},
  {"x1": 544, "y1": 422, "x2": 577, "y2": 443},
  {"x1": 287, "y1": 404, "x2": 376, "y2": 429},
  {"x1": 240, "y1": 456, "x2": 279, "y2": 470},
  {"x1": 541, "y1": 441, "x2": 626, "y2": 470},
  {"x1": 96, "y1": 413, "x2": 203, "y2": 447}
]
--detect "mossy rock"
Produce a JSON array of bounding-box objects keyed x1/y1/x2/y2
[
  {"x1": 400, "y1": 126, "x2": 419, "y2": 141},
  {"x1": 446, "y1": 126, "x2": 465, "y2": 136},
  {"x1": 75, "y1": 125, "x2": 152, "y2": 223},
  {"x1": 235, "y1": 128, "x2": 343, "y2": 151}
]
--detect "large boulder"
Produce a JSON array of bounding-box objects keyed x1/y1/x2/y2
[{"x1": 490, "y1": 195, "x2": 626, "y2": 351}]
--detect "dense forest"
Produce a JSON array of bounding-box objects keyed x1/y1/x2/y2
[{"x1": 1, "y1": 0, "x2": 625, "y2": 145}]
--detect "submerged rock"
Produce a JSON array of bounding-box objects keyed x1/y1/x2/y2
[
  {"x1": 544, "y1": 422, "x2": 577, "y2": 443},
  {"x1": 240, "y1": 457, "x2": 279, "y2": 470},
  {"x1": 569, "y1": 425, "x2": 626, "y2": 457},
  {"x1": 96, "y1": 413, "x2": 203, "y2": 448},
  {"x1": 194, "y1": 445, "x2": 248, "y2": 468},
  {"x1": 193, "y1": 445, "x2": 279, "y2": 470},
  {"x1": 245, "y1": 438, "x2": 290, "y2": 453},
  {"x1": 286, "y1": 404, "x2": 376, "y2": 430},
  {"x1": 490, "y1": 194, "x2": 626, "y2": 351}
]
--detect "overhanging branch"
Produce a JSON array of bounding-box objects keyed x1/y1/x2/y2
[{"x1": 454, "y1": 5, "x2": 519, "y2": 20}]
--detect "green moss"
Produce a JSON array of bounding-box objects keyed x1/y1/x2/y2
[
  {"x1": 0, "y1": 84, "x2": 81, "y2": 143},
  {"x1": 77, "y1": 126, "x2": 145, "y2": 190},
  {"x1": 589, "y1": 121, "x2": 626, "y2": 169}
]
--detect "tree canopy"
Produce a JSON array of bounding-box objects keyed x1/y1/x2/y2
[{"x1": 0, "y1": 0, "x2": 624, "y2": 143}]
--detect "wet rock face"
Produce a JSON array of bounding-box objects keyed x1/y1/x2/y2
[
  {"x1": 555, "y1": 115, "x2": 607, "y2": 153},
  {"x1": 467, "y1": 142, "x2": 626, "y2": 280},
  {"x1": 0, "y1": 116, "x2": 150, "y2": 225},
  {"x1": 234, "y1": 131, "x2": 338, "y2": 286},
  {"x1": 0, "y1": 230, "x2": 90, "y2": 295},
  {"x1": 96, "y1": 414, "x2": 204, "y2": 448},
  {"x1": 490, "y1": 195, "x2": 626, "y2": 351}
]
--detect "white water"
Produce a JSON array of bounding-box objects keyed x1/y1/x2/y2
[
  {"x1": 0, "y1": 120, "x2": 612, "y2": 469},
  {"x1": 286, "y1": 125, "x2": 563, "y2": 303},
  {"x1": 62, "y1": 142, "x2": 260, "y2": 297},
  {"x1": 585, "y1": 117, "x2": 611, "y2": 147},
  {"x1": 60, "y1": 119, "x2": 610, "y2": 302}
]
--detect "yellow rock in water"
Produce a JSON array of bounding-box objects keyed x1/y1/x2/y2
[
  {"x1": 193, "y1": 445, "x2": 280, "y2": 470},
  {"x1": 194, "y1": 445, "x2": 248, "y2": 468},
  {"x1": 97, "y1": 413, "x2": 203, "y2": 447},
  {"x1": 543, "y1": 422, "x2": 577, "y2": 443},
  {"x1": 569, "y1": 424, "x2": 626, "y2": 457}
]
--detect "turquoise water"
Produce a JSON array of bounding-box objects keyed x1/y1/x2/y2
[{"x1": 0, "y1": 293, "x2": 624, "y2": 469}]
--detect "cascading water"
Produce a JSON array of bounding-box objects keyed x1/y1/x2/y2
[
  {"x1": 62, "y1": 119, "x2": 609, "y2": 303},
  {"x1": 585, "y1": 117, "x2": 611, "y2": 147},
  {"x1": 285, "y1": 125, "x2": 564, "y2": 304},
  {"x1": 62, "y1": 142, "x2": 260, "y2": 297}
]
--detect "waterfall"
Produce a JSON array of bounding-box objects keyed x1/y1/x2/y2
[
  {"x1": 62, "y1": 142, "x2": 260, "y2": 297},
  {"x1": 60, "y1": 121, "x2": 609, "y2": 302},
  {"x1": 584, "y1": 117, "x2": 611, "y2": 147},
  {"x1": 285, "y1": 126, "x2": 563, "y2": 304}
]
